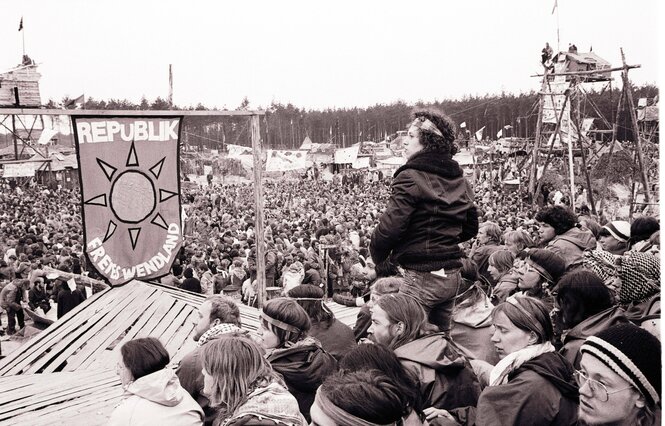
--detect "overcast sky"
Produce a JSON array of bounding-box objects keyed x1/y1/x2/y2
[{"x1": 0, "y1": 0, "x2": 660, "y2": 110}]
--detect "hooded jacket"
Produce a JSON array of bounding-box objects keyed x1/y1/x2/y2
[
  {"x1": 221, "y1": 382, "x2": 307, "y2": 426},
  {"x1": 394, "y1": 332, "x2": 481, "y2": 410},
  {"x1": 370, "y1": 151, "x2": 478, "y2": 271},
  {"x1": 474, "y1": 352, "x2": 578, "y2": 426},
  {"x1": 266, "y1": 337, "x2": 338, "y2": 419},
  {"x1": 560, "y1": 306, "x2": 629, "y2": 369},
  {"x1": 547, "y1": 227, "x2": 596, "y2": 270},
  {"x1": 108, "y1": 369, "x2": 203, "y2": 426}
]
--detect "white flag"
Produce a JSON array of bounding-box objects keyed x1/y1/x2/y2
[
  {"x1": 475, "y1": 126, "x2": 485, "y2": 141},
  {"x1": 497, "y1": 129, "x2": 503, "y2": 138}
]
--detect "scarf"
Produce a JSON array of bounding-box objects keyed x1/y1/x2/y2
[
  {"x1": 489, "y1": 341, "x2": 555, "y2": 386},
  {"x1": 197, "y1": 323, "x2": 242, "y2": 347}
]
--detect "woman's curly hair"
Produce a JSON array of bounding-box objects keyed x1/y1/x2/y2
[{"x1": 411, "y1": 108, "x2": 458, "y2": 156}]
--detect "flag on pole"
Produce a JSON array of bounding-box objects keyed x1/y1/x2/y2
[
  {"x1": 497, "y1": 129, "x2": 503, "y2": 139},
  {"x1": 460, "y1": 122, "x2": 467, "y2": 128},
  {"x1": 18, "y1": 17, "x2": 23, "y2": 31},
  {"x1": 475, "y1": 126, "x2": 485, "y2": 141},
  {"x1": 551, "y1": 0, "x2": 558, "y2": 14},
  {"x1": 66, "y1": 94, "x2": 85, "y2": 109}
]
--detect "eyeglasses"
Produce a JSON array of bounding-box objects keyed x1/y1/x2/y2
[{"x1": 573, "y1": 370, "x2": 633, "y2": 402}]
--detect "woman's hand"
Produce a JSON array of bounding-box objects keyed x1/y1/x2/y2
[{"x1": 423, "y1": 407, "x2": 457, "y2": 422}]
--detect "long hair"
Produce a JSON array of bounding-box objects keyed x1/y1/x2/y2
[
  {"x1": 375, "y1": 294, "x2": 437, "y2": 350},
  {"x1": 201, "y1": 335, "x2": 283, "y2": 418},
  {"x1": 261, "y1": 297, "x2": 311, "y2": 347},
  {"x1": 287, "y1": 284, "x2": 335, "y2": 329}
]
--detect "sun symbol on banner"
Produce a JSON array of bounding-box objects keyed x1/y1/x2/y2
[{"x1": 83, "y1": 141, "x2": 178, "y2": 250}]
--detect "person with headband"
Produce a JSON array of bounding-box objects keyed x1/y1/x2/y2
[
  {"x1": 310, "y1": 370, "x2": 411, "y2": 426},
  {"x1": 432, "y1": 296, "x2": 579, "y2": 425},
  {"x1": 577, "y1": 323, "x2": 661, "y2": 425},
  {"x1": 370, "y1": 108, "x2": 478, "y2": 334},
  {"x1": 257, "y1": 297, "x2": 337, "y2": 420},
  {"x1": 287, "y1": 284, "x2": 356, "y2": 360},
  {"x1": 515, "y1": 248, "x2": 566, "y2": 310}
]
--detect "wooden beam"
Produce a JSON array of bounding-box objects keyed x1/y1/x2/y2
[
  {"x1": 251, "y1": 114, "x2": 267, "y2": 308},
  {"x1": 531, "y1": 64, "x2": 640, "y2": 77},
  {"x1": 0, "y1": 108, "x2": 265, "y2": 116}
]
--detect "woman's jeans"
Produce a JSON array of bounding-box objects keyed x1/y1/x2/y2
[{"x1": 400, "y1": 268, "x2": 462, "y2": 333}]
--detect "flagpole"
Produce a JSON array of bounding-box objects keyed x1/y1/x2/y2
[
  {"x1": 554, "y1": 0, "x2": 561, "y2": 53},
  {"x1": 22, "y1": 29, "x2": 25, "y2": 58}
]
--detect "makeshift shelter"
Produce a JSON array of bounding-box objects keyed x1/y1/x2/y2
[{"x1": 0, "y1": 63, "x2": 42, "y2": 107}]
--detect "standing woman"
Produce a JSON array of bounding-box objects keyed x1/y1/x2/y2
[{"x1": 370, "y1": 109, "x2": 478, "y2": 333}]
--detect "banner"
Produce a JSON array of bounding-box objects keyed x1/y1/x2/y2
[
  {"x1": 2, "y1": 162, "x2": 36, "y2": 177},
  {"x1": 73, "y1": 116, "x2": 183, "y2": 286},
  {"x1": 265, "y1": 150, "x2": 308, "y2": 171},
  {"x1": 334, "y1": 145, "x2": 359, "y2": 164},
  {"x1": 227, "y1": 144, "x2": 252, "y2": 157}
]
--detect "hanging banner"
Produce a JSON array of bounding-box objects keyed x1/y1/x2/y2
[
  {"x1": 2, "y1": 162, "x2": 36, "y2": 177},
  {"x1": 334, "y1": 145, "x2": 359, "y2": 164},
  {"x1": 73, "y1": 116, "x2": 183, "y2": 286},
  {"x1": 265, "y1": 150, "x2": 308, "y2": 171}
]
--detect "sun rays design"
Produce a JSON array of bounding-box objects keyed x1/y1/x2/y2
[{"x1": 83, "y1": 142, "x2": 178, "y2": 250}]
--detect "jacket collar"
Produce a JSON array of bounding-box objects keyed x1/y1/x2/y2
[{"x1": 394, "y1": 151, "x2": 462, "y2": 179}]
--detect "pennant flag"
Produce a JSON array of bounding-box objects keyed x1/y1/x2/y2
[
  {"x1": 475, "y1": 126, "x2": 485, "y2": 141},
  {"x1": 18, "y1": 17, "x2": 23, "y2": 32},
  {"x1": 460, "y1": 122, "x2": 467, "y2": 128},
  {"x1": 497, "y1": 129, "x2": 503, "y2": 138},
  {"x1": 73, "y1": 116, "x2": 183, "y2": 286},
  {"x1": 552, "y1": 0, "x2": 558, "y2": 14},
  {"x1": 66, "y1": 94, "x2": 85, "y2": 109}
]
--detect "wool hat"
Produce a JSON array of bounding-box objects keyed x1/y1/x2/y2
[
  {"x1": 602, "y1": 221, "x2": 631, "y2": 242},
  {"x1": 580, "y1": 323, "x2": 661, "y2": 406}
]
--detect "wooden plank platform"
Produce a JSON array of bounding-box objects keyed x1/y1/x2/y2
[{"x1": 0, "y1": 281, "x2": 360, "y2": 425}]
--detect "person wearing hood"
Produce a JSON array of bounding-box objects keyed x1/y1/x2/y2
[
  {"x1": 109, "y1": 337, "x2": 203, "y2": 426},
  {"x1": 368, "y1": 293, "x2": 481, "y2": 411},
  {"x1": 201, "y1": 336, "x2": 306, "y2": 426},
  {"x1": 370, "y1": 109, "x2": 478, "y2": 334},
  {"x1": 535, "y1": 205, "x2": 596, "y2": 270},
  {"x1": 556, "y1": 270, "x2": 629, "y2": 369},
  {"x1": 256, "y1": 297, "x2": 337, "y2": 420},
  {"x1": 434, "y1": 295, "x2": 579, "y2": 425}
]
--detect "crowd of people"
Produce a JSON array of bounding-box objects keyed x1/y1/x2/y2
[{"x1": 0, "y1": 107, "x2": 661, "y2": 425}]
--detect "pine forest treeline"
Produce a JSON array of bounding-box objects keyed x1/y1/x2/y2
[{"x1": 49, "y1": 84, "x2": 658, "y2": 151}]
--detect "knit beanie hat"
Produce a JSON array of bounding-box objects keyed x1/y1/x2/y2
[
  {"x1": 580, "y1": 323, "x2": 661, "y2": 406},
  {"x1": 602, "y1": 221, "x2": 631, "y2": 243}
]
